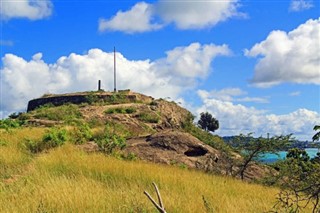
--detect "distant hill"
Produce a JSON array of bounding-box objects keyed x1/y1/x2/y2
[{"x1": 222, "y1": 136, "x2": 320, "y2": 150}]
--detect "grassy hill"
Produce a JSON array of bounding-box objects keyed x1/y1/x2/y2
[
  {"x1": 0, "y1": 91, "x2": 314, "y2": 212},
  {"x1": 0, "y1": 128, "x2": 282, "y2": 213}
]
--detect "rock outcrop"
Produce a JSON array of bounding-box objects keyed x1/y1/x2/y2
[{"x1": 124, "y1": 131, "x2": 270, "y2": 180}]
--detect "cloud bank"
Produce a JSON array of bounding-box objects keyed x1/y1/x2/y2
[
  {"x1": 0, "y1": 43, "x2": 230, "y2": 116},
  {"x1": 245, "y1": 18, "x2": 320, "y2": 87},
  {"x1": 197, "y1": 89, "x2": 319, "y2": 140},
  {"x1": 99, "y1": 0, "x2": 242, "y2": 33},
  {"x1": 0, "y1": 0, "x2": 53, "y2": 20}
]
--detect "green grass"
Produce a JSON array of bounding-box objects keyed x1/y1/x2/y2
[
  {"x1": 31, "y1": 104, "x2": 82, "y2": 123},
  {"x1": 137, "y1": 112, "x2": 160, "y2": 123},
  {"x1": 105, "y1": 107, "x2": 136, "y2": 114},
  {"x1": 182, "y1": 120, "x2": 232, "y2": 154}
]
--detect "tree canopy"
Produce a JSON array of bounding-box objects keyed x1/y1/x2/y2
[
  {"x1": 312, "y1": 125, "x2": 320, "y2": 142},
  {"x1": 197, "y1": 112, "x2": 219, "y2": 133}
]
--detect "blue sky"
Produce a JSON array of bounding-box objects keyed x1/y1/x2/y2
[{"x1": 1, "y1": 0, "x2": 319, "y2": 140}]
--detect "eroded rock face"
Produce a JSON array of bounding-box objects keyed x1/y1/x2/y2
[
  {"x1": 124, "y1": 130, "x2": 271, "y2": 180},
  {"x1": 125, "y1": 131, "x2": 223, "y2": 173}
]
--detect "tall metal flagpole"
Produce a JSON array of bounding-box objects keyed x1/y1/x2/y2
[{"x1": 114, "y1": 47, "x2": 117, "y2": 92}]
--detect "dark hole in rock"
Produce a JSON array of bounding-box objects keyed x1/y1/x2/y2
[{"x1": 184, "y1": 146, "x2": 208, "y2": 157}]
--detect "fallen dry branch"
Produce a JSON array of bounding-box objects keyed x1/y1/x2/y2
[{"x1": 144, "y1": 182, "x2": 167, "y2": 213}]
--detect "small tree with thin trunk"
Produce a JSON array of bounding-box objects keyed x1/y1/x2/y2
[
  {"x1": 231, "y1": 133, "x2": 292, "y2": 180},
  {"x1": 197, "y1": 112, "x2": 219, "y2": 133}
]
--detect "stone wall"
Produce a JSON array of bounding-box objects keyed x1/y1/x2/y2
[{"x1": 27, "y1": 92, "x2": 154, "y2": 112}]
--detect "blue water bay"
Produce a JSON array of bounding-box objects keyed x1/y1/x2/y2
[{"x1": 259, "y1": 148, "x2": 319, "y2": 164}]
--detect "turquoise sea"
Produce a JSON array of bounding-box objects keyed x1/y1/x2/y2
[{"x1": 260, "y1": 148, "x2": 319, "y2": 164}]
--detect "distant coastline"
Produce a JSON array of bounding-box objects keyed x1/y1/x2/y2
[{"x1": 260, "y1": 148, "x2": 319, "y2": 164}]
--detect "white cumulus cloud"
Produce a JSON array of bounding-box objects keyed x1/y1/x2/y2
[
  {"x1": 0, "y1": 0, "x2": 53, "y2": 20},
  {"x1": 99, "y1": 0, "x2": 242, "y2": 33},
  {"x1": 0, "y1": 43, "x2": 230, "y2": 117},
  {"x1": 245, "y1": 18, "x2": 320, "y2": 87},
  {"x1": 154, "y1": 43, "x2": 231, "y2": 80},
  {"x1": 197, "y1": 90, "x2": 320, "y2": 140},
  {"x1": 155, "y1": 0, "x2": 242, "y2": 29},
  {"x1": 98, "y1": 2, "x2": 162, "y2": 33},
  {"x1": 289, "y1": 0, "x2": 313, "y2": 12}
]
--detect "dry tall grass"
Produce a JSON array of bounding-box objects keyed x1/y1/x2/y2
[{"x1": 0, "y1": 128, "x2": 303, "y2": 212}]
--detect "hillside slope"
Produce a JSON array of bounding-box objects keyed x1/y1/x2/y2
[
  {"x1": 0, "y1": 128, "x2": 283, "y2": 213},
  {"x1": 16, "y1": 90, "x2": 268, "y2": 180}
]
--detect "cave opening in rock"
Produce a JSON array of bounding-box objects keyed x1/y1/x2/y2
[{"x1": 184, "y1": 146, "x2": 208, "y2": 157}]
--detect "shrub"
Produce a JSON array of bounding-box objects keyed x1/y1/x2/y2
[
  {"x1": 137, "y1": 112, "x2": 160, "y2": 123},
  {"x1": 149, "y1": 101, "x2": 158, "y2": 106},
  {"x1": 110, "y1": 93, "x2": 126, "y2": 104},
  {"x1": 93, "y1": 122, "x2": 128, "y2": 154},
  {"x1": 17, "y1": 112, "x2": 31, "y2": 121},
  {"x1": 85, "y1": 93, "x2": 100, "y2": 104},
  {"x1": 69, "y1": 122, "x2": 92, "y2": 145},
  {"x1": 24, "y1": 128, "x2": 68, "y2": 153},
  {"x1": 33, "y1": 104, "x2": 82, "y2": 123},
  {"x1": 124, "y1": 107, "x2": 136, "y2": 114},
  {"x1": 42, "y1": 128, "x2": 68, "y2": 145},
  {"x1": 8, "y1": 112, "x2": 20, "y2": 119},
  {"x1": 0, "y1": 119, "x2": 23, "y2": 130},
  {"x1": 8, "y1": 112, "x2": 31, "y2": 121},
  {"x1": 105, "y1": 107, "x2": 136, "y2": 114},
  {"x1": 96, "y1": 134, "x2": 126, "y2": 154}
]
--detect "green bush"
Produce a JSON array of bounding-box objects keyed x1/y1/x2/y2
[
  {"x1": 0, "y1": 119, "x2": 23, "y2": 130},
  {"x1": 33, "y1": 104, "x2": 82, "y2": 123},
  {"x1": 96, "y1": 134, "x2": 126, "y2": 154},
  {"x1": 137, "y1": 112, "x2": 160, "y2": 123},
  {"x1": 24, "y1": 128, "x2": 68, "y2": 153},
  {"x1": 124, "y1": 107, "x2": 136, "y2": 114},
  {"x1": 110, "y1": 93, "x2": 126, "y2": 104},
  {"x1": 85, "y1": 93, "x2": 100, "y2": 104},
  {"x1": 69, "y1": 123, "x2": 92, "y2": 145},
  {"x1": 17, "y1": 112, "x2": 31, "y2": 121},
  {"x1": 93, "y1": 122, "x2": 128, "y2": 154},
  {"x1": 105, "y1": 107, "x2": 136, "y2": 114}
]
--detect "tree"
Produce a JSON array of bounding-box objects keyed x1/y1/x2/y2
[
  {"x1": 313, "y1": 125, "x2": 320, "y2": 142},
  {"x1": 273, "y1": 149, "x2": 320, "y2": 213},
  {"x1": 271, "y1": 125, "x2": 320, "y2": 212},
  {"x1": 197, "y1": 112, "x2": 219, "y2": 133},
  {"x1": 312, "y1": 125, "x2": 320, "y2": 164},
  {"x1": 230, "y1": 133, "x2": 292, "y2": 180}
]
